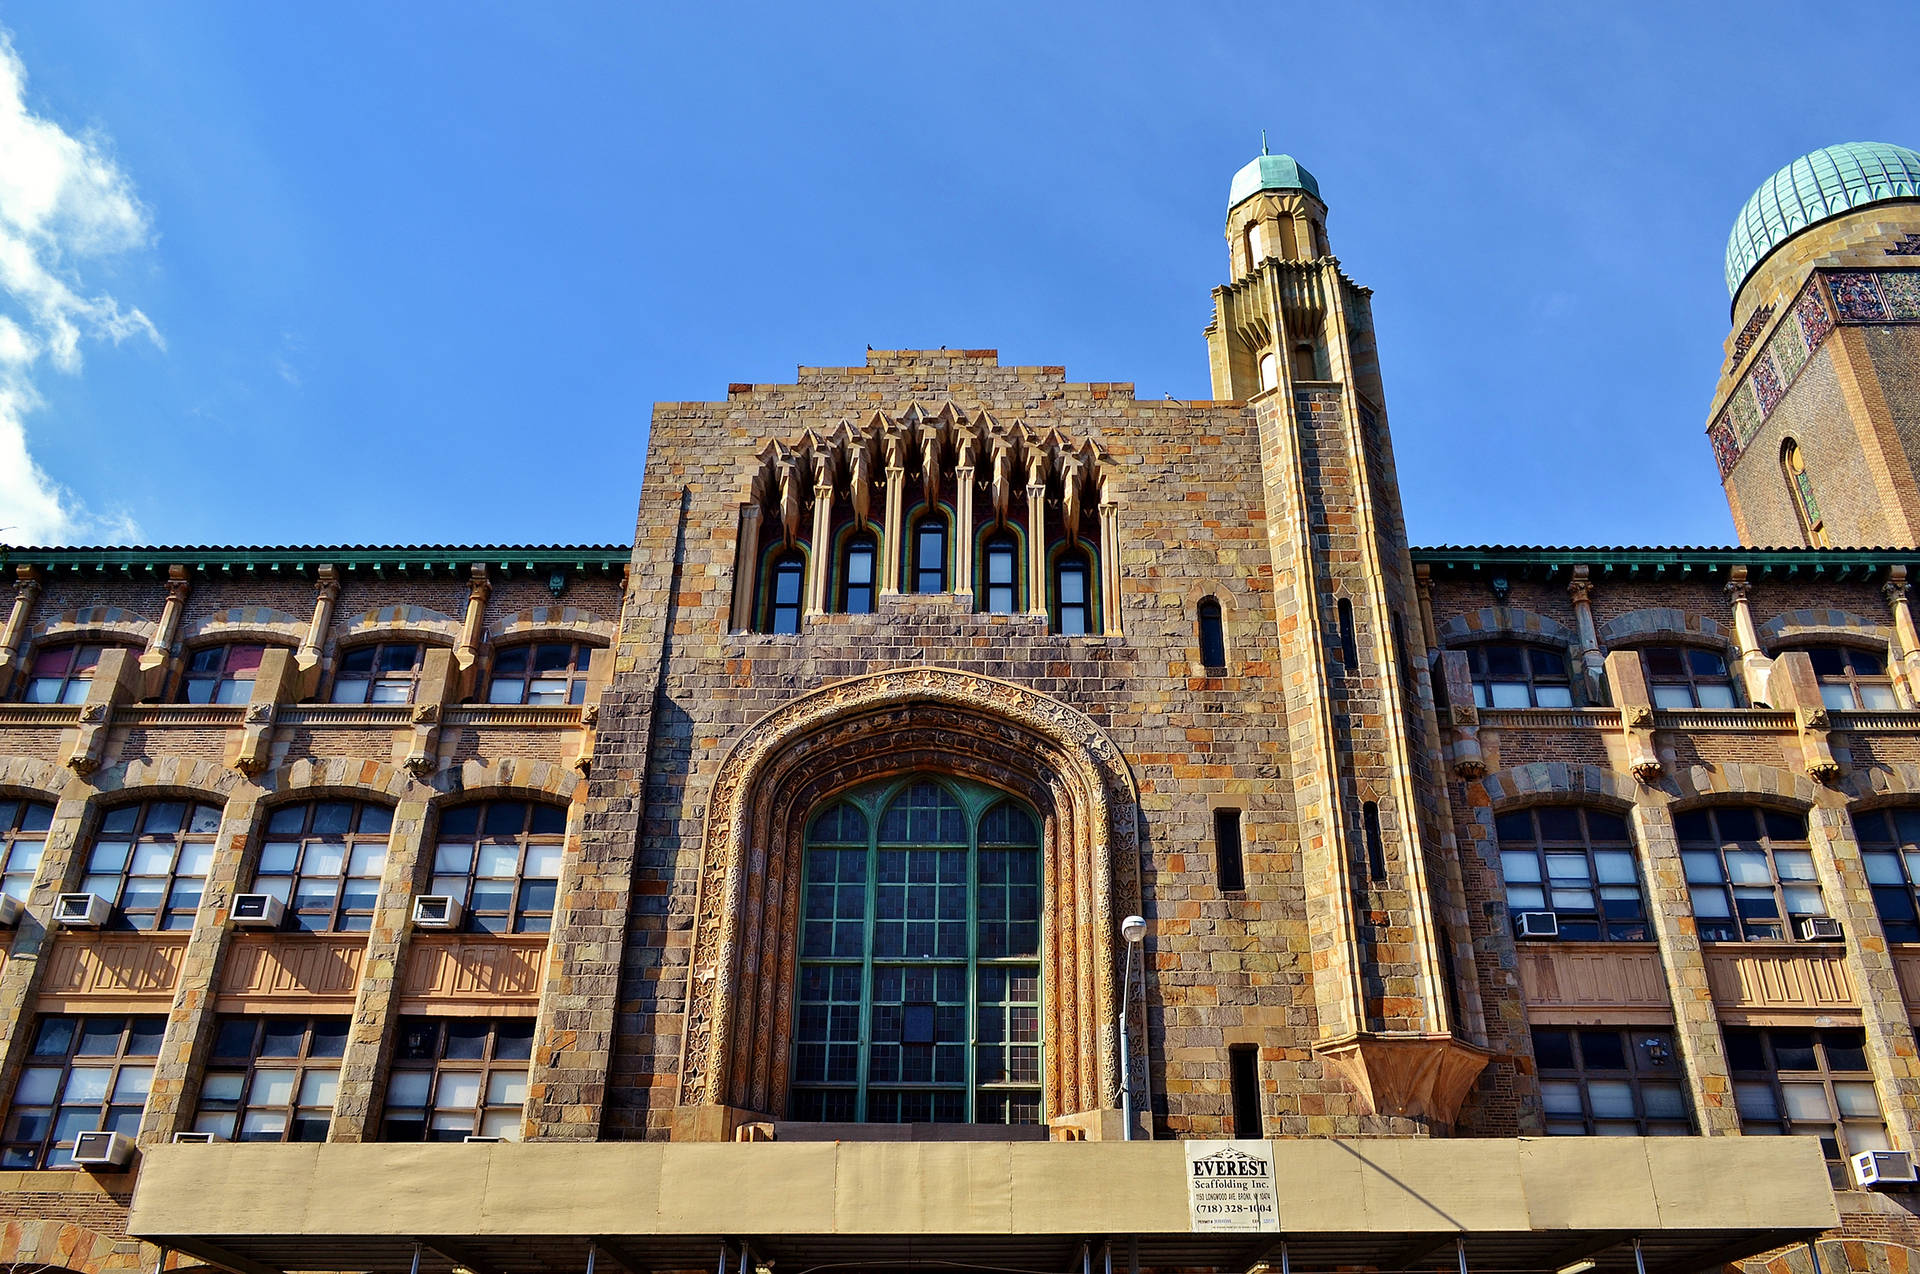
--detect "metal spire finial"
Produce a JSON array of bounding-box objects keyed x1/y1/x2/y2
[{"x1": 1261, "y1": 129, "x2": 1269, "y2": 155}]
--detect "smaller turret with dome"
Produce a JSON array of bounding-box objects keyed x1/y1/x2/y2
[
  {"x1": 1222, "y1": 139, "x2": 1331, "y2": 283},
  {"x1": 1707, "y1": 141, "x2": 1920, "y2": 549}
]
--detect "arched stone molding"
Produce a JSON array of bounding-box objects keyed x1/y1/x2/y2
[
  {"x1": 1758, "y1": 606, "x2": 1895, "y2": 650},
  {"x1": 429, "y1": 756, "x2": 587, "y2": 807},
  {"x1": 0, "y1": 754, "x2": 68, "y2": 802},
  {"x1": 1477, "y1": 762, "x2": 1640, "y2": 812},
  {"x1": 1434, "y1": 606, "x2": 1578, "y2": 650},
  {"x1": 340, "y1": 604, "x2": 462, "y2": 645},
  {"x1": 487, "y1": 606, "x2": 616, "y2": 647},
  {"x1": 1595, "y1": 607, "x2": 1733, "y2": 651},
  {"x1": 0, "y1": 1219, "x2": 148, "y2": 1274},
  {"x1": 252, "y1": 755, "x2": 421, "y2": 804},
  {"x1": 1843, "y1": 762, "x2": 1920, "y2": 806},
  {"x1": 683, "y1": 666, "x2": 1142, "y2": 1126},
  {"x1": 181, "y1": 607, "x2": 305, "y2": 649},
  {"x1": 1746, "y1": 1237, "x2": 1920, "y2": 1274},
  {"x1": 29, "y1": 606, "x2": 156, "y2": 646},
  {"x1": 1663, "y1": 760, "x2": 1825, "y2": 811},
  {"x1": 89, "y1": 757, "x2": 246, "y2": 805}
]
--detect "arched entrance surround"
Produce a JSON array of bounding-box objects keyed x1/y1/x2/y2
[{"x1": 680, "y1": 667, "x2": 1143, "y2": 1124}]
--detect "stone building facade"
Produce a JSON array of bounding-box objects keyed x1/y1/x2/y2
[{"x1": 3, "y1": 144, "x2": 1920, "y2": 1274}]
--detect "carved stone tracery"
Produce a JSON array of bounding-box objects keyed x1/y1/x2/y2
[{"x1": 681, "y1": 667, "x2": 1142, "y2": 1125}]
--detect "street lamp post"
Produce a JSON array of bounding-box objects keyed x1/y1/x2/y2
[{"x1": 1118, "y1": 914, "x2": 1148, "y2": 1140}]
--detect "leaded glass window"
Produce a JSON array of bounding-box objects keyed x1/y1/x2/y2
[{"x1": 792, "y1": 778, "x2": 1042, "y2": 1125}]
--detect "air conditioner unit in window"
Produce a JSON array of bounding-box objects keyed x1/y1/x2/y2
[
  {"x1": 70, "y1": 1130, "x2": 134, "y2": 1167},
  {"x1": 171, "y1": 1131, "x2": 220, "y2": 1144},
  {"x1": 413, "y1": 895, "x2": 462, "y2": 930},
  {"x1": 1853, "y1": 1149, "x2": 1918, "y2": 1187},
  {"x1": 1514, "y1": 911, "x2": 1559, "y2": 939},
  {"x1": 462, "y1": 1134, "x2": 503, "y2": 1144},
  {"x1": 230, "y1": 893, "x2": 285, "y2": 928},
  {"x1": 53, "y1": 893, "x2": 108, "y2": 928},
  {"x1": 0, "y1": 896, "x2": 22, "y2": 926},
  {"x1": 1800, "y1": 916, "x2": 1844, "y2": 941}
]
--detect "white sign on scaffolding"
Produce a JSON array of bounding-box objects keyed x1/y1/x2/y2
[{"x1": 1184, "y1": 1139, "x2": 1281, "y2": 1232}]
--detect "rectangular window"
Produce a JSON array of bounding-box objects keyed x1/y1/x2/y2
[
  {"x1": 1856, "y1": 806, "x2": 1920, "y2": 942},
  {"x1": 1228, "y1": 1044, "x2": 1262, "y2": 1138},
  {"x1": 253, "y1": 801, "x2": 393, "y2": 933},
  {"x1": 1676, "y1": 807, "x2": 1822, "y2": 942},
  {"x1": 1, "y1": 1015, "x2": 163, "y2": 1168},
  {"x1": 844, "y1": 542, "x2": 875, "y2": 615},
  {"x1": 985, "y1": 542, "x2": 1016, "y2": 614},
  {"x1": 1468, "y1": 644, "x2": 1573, "y2": 709},
  {"x1": 770, "y1": 560, "x2": 803, "y2": 635},
  {"x1": 1806, "y1": 646, "x2": 1898, "y2": 711},
  {"x1": 915, "y1": 523, "x2": 947, "y2": 595},
  {"x1": 1056, "y1": 561, "x2": 1090, "y2": 636},
  {"x1": 1533, "y1": 1027, "x2": 1690, "y2": 1135},
  {"x1": 381, "y1": 1017, "x2": 533, "y2": 1142},
  {"x1": 1642, "y1": 645, "x2": 1738, "y2": 710},
  {"x1": 196, "y1": 1016, "x2": 347, "y2": 1142},
  {"x1": 1213, "y1": 809, "x2": 1245, "y2": 893},
  {"x1": 1337, "y1": 597, "x2": 1359, "y2": 669},
  {"x1": 1362, "y1": 801, "x2": 1386, "y2": 882},
  {"x1": 1726, "y1": 1027, "x2": 1886, "y2": 1183},
  {"x1": 1497, "y1": 806, "x2": 1648, "y2": 941}
]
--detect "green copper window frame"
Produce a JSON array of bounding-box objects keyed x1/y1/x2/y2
[{"x1": 790, "y1": 775, "x2": 1043, "y2": 1125}]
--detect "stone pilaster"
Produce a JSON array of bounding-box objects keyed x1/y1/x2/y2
[
  {"x1": 0, "y1": 789, "x2": 92, "y2": 1122},
  {"x1": 454, "y1": 564, "x2": 491, "y2": 697},
  {"x1": 1024, "y1": 457, "x2": 1046, "y2": 615},
  {"x1": 804, "y1": 459, "x2": 833, "y2": 620},
  {"x1": 1883, "y1": 567, "x2": 1920, "y2": 708},
  {"x1": 1605, "y1": 650, "x2": 1662, "y2": 781},
  {"x1": 144, "y1": 789, "x2": 262, "y2": 1142},
  {"x1": 295, "y1": 566, "x2": 341, "y2": 700},
  {"x1": 1097, "y1": 490, "x2": 1121, "y2": 637},
  {"x1": 1807, "y1": 799, "x2": 1920, "y2": 1149},
  {"x1": 1567, "y1": 566, "x2": 1607, "y2": 705},
  {"x1": 64, "y1": 648, "x2": 142, "y2": 778},
  {"x1": 880, "y1": 437, "x2": 906, "y2": 596},
  {"x1": 730, "y1": 505, "x2": 761, "y2": 631},
  {"x1": 139, "y1": 567, "x2": 191, "y2": 700},
  {"x1": 328, "y1": 790, "x2": 432, "y2": 1141},
  {"x1": 1726, "y1": 567, "x2": 1774, "y2": 708},
  {"x1": 0, "y1": 566, "x2": 41, "y2": 683},
  {"x1": 1631, "y1": 799, "x2": 1741, "y2": 1134}
]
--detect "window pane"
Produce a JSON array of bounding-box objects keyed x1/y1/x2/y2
[
  {"x1": 1834, "y1": 1080, "x2": 1881, "y2": 1119},
  {"x1": 1780, "y1": 1082, "x2": 1834, "y2": 1121},
  {"x1": 1587, "y1": 1080, "x2": 1635, "y2": 1118},
  {"x1": 1734, "y1": 1081, "x2": 1779, "y2": 1119}
]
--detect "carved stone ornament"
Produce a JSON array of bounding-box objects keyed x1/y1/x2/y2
[
  {"x1": 1447, "y1": 704, "x2": 1477, "y2": 728},
  {"x1": 411, "y1": 703, "x2": 440, "y2": 725},
  {"x1": 680, "y1": 666, "x2": 1143, "y2": 1123},
  {"x1": 1624, "y1": 704, "x2": 1655, "y2": 728},
  {"x1": 77, "y1": 703, "x2": 107, "y2": 724},
  {"x1": 245, "y1": 703, "x2": 275, "y2": 725},
  {"x1": 1798, "y1": 706, "x2": 1831, "y2": 731},
  {"x1": 1806, "y1": 756, "x2": 1843, "y2": 783},
  {"x1": 66, "y1": 752, "x2": 98, "y2": 776},
  {"x1": 1316, "y1": 1035, "x2": 1491, "y2": 1129},
  {"x1": 1630, "y1": 755, "x2": 1664, "y2": 782},
  {"x1": 580, "y1": 703, "x2": 600, "y2": 727},
  {"x1": 403, "y1": 751, "x2": 436, "y2": 779}
]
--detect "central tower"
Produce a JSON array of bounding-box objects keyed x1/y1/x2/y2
[{"x1": 1206, "y1": 147, "x2": 1489, "y2": 1111}]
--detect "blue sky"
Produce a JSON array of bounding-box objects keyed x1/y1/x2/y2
[{"x1": 2, "y1": 3, "x2": 1915, "y2": 549}]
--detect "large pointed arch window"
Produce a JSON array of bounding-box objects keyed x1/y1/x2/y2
[{"x1": 792, "y1": 778, "x2": 1041, "y2": 1125}]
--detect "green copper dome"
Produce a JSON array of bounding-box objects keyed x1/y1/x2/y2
[
  {"x1": 1228, "y1": 151, "x2": 1321, "y2": 210},
  {"x1": 1725, "y1": 141, "x2": 1920, "y2": 296}
]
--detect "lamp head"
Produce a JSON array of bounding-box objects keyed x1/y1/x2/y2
[{"x1": 1120, "y1": 914, "x2": 1148, "y2": 944}]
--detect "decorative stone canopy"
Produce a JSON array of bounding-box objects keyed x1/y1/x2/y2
[{"x1": 1725, "y1": 141, "x2": 1920, "y2": 295}]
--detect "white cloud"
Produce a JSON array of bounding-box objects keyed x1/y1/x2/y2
[{"x1": 0, "y1": 28, "x2": 159, "y2": 545}]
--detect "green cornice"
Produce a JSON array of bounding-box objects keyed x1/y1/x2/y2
[
  {"x1": 0, "y1": 544, "x2": 631, "y2": 578},
  {"x1": 1411, "y1": 545, "x2": 1920, "y2": 582}
]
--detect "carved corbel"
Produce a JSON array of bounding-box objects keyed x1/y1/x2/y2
[
  {"x1": 1766, "y1": 651, "x2": 1842, "y2": 782},
  {"x1": 1317, "y1": 1035, "x2": 1491, "y2": 1129},
  {"x1": 402, "y1": 648, "x2": 457, "y2": 779},
  {"x1": 1058, "y1": 449, "x2": 1084, "y2": 539},
  {"x1": 64, "y1": 646, "x2": 140, "y2": 775},
  {"x1": 919, "y1": 428, "x2": 942, "y2": 509},
  {"x1": 230, "y1": 647, "x2": 296, "y2": 777},
  {"x1": 845, "y1": 429, "x2": 874, "y2": 526},
  {"x1": 573, "y1": 701, "x2": 599, "y2": 775},
  {"x1": 776, "y1": 448, "x2": 803, "y2": 547},
  {"x1": 1605, "y1": 650, "x2": 1663, "y2": 781}
]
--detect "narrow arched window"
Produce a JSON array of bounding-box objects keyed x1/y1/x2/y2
[
  {"x1": 1198, "y1": 597, "x2": 1227, "y2": 669},
  {"x1": 1055, "y1": 556, "x2": 1091, "y2": 636},
  {"x1": 766, "y1": 553, "x2": 804, "y2": 634},
  {"x1": 841, "y1": 537, "x2": 876, "y2": 615},
  {"x1": 1292, "y1": 342, "x2": 1317, "y2": 381},
  {"x1": 984, "y1": 536, "x2": 1018, "y2": 614},
  {"x1": 1781, "y1": 439, "x2": 1829, "y2": 548},
  {"x1": 1258, "y1": 351, "x2": 1278, "y2": 392},
  {"x1": 1337, "y1": 597, "x2": 1359, "y2": 669},
  {"x1": 914, "y1": 518, "x2": 947, "y2": 594}
]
